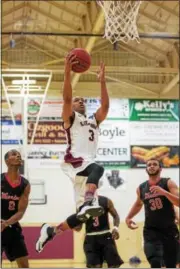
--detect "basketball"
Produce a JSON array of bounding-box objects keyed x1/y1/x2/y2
[{"x1": 68, "y1": 48, "x2": 91, "y2": 73}]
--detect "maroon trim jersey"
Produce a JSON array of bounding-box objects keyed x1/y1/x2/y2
[
  {"x1": 1, "y1": 173, "x2": 29, "y2": 222},
  {"x1": 64, "y1": 111, "x2": 99, "y2": 167},
  {"x1": 139, "y1": 178, "x2": 176, "y2": 229}
]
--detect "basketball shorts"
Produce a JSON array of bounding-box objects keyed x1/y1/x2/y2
[
  {"x1": 143, "y1": 226, "x2": 179, "y2": 268},
  {"x1": 83, "y1": 232, "x2": 123, "y2": 267},
  {"x1": 1, "y1": 224, "x2": 28, "y2": 262},
  {"x1": 61, "y1": 161, "x2": 99, "y2": 209}
]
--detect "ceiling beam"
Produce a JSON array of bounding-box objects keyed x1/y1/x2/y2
[
  {"x1": 40, "y1": 58, "x2": 64, "y2": 67},
  {"x1": 2, "y1": 2, "x2": 24, "y2": 17},
  {"x1": 89, "y1": 66, "x2": 178, "y2": 74},
  {"x1": 88, "y1": 71, "x2": 158, "y2": 96},
  {"x1": 161, "y1": 73, "x2": 179, "y2": 94},
  {"x1": 25, "y1": 38, "x2": 61, "y2": 60},
  {"x1": 139, "y1": 10, "x2": 167, "y2": 26},
  {"x1": 30, "y1": 35, "x2": 68, "y2": 53},
  {"x1": 71, "y1": 10, "x2": 105, "y2": 89},
  {"x1": 29, "y1": 3, "x2": 79, "y2": 32},
  {"x1": 151, "y1": 1, "x2": 179, "y2": 18},
  {"x1": 2, "y1": 16, "x2": 25, "y2": 30},
  {"x1": 49, "y1": 1, "x2": 82, "y2": 20}
]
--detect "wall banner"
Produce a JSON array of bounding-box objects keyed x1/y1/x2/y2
[{"x1": 129, "y1": 99, "x2": 179, "y2": 121}]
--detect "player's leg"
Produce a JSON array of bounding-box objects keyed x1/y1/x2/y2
[
  {"x1": 163, "y1": 233, "x2": 179, "y2": 268},
  {"x1": 36, "y1": 213, "x2": 83, "y2": 253},
  {"x1": 76, "y1": 163, "x2": 104, "y2": 221},
  {"x1": 16, "y1": 256, "x2": 29, "y2": 268},
  {"x1": 83, "y1": 235, "x2": 103, "y2": 268},
  {"x1": 78, "y1": 163, "x2": 104, "y2": 202},
  {"x1": 144, "y1": 240, "x2": 163, "y2": 268},
  {"x1": 102, "y1": 233, "x2": 124, "y2": 268},
  {"x1": 3, "y1": 226, "x2": 29, "y2": 268},
  {"x1": 176, "y1": 241, "x2": 180, "y2": 268}
]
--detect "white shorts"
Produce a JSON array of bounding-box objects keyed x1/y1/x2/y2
[{"x1": 60, "y1": 161, "x2": 94, "y2": 209}]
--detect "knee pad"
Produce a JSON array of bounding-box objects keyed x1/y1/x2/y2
[
  {"x1": 86, "y1": 165, "x2": 104, "y2": 186},
  {"x1": 66, "y1": 214, "x2": 83, "y2": 229},
  {"x1": 149, "y1": 257, "x2": 162, "y2": 268}
]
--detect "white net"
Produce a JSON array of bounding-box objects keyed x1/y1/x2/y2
[{"x1": 97, "y1": 0, "x2": 142, "y2": 44}]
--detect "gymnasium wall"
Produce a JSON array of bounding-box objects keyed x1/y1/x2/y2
[{"x1": 1, "y1": 97, "x2": 179, "y2": 266}]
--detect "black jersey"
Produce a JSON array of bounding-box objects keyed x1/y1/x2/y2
[
  {"x1": 1, "y1": 173, "x2": 29, "y2": 222},
  {"x1": 85, "y1": 196, "x2": 110, "y2": 234},
  {"x1": 139, "y1": 178, "x2": 175, "y2": 229}
]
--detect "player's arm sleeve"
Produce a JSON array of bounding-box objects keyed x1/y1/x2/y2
[{"x1": 6, "y1": 184, "x2": 31, "y2": 226}]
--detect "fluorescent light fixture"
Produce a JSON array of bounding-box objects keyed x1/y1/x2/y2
[{"x1": 12, "y1": 80, "x2": 37, "y2": 85}]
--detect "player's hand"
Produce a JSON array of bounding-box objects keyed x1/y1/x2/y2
[
  {"x1": 126, "y1": 218, "x2": 138, "y2": 230},
  {"x1": 150, "y1": 186, "x2": 167, "y2": 196},
  {"x1": 97, "y1": 62, "x2": 105, "y2": 82},
  {"x1": 65, "y1": 54, "x2": 79, "y2": 73},
  {"x1": 112, "y1": 227, "x2": 119, "y2": 240},
  {"x1": 1, "y1": 220, "x2": 8, "y2": 232}
]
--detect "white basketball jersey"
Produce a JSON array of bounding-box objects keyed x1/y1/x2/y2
[{"x1": 64, "y1": 111, "x2": 99, "y2": 162}]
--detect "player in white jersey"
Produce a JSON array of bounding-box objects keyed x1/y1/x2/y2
[
  {"x1": 61, "y1": 54, "x2": 109, "y2": 220},
  {"x1": 36, "y1": 55, "x2": 109, "y2": 253}
]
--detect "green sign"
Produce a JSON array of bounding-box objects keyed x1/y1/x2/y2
[{"x1": 129, "y1": 99, "x2": 179, "y2": 121}]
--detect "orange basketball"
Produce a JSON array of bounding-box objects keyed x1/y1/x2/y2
[{"x1": 68, "y1": 48, "x2": 91, "y2": 73}]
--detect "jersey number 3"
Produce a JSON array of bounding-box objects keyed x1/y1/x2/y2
[
  {"x1": 89, "y1": 130, "x2": 94, "y2": 141},
  {"x1": 149, "y1": 198, "x2": 163, "y2": 211},
  {"x1": 8, "y1": 201, "x2": 15, "y2": 211},
  {"x1": 93, "y1": 217, "x2": 99, "y2": 227}
]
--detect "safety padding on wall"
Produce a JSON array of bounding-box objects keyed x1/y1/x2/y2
[{"x1": 3, "y1": 227, "x2": 74, "y2": 259}]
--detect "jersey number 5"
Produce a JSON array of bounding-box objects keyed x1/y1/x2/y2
[
  {"x1": 149, "y1": 198, "x2": 163, "y2": 211},
  {"x1": 8, "y1": 201, "x2": 15, "y2": 211},
  {"x1": 89, "y1": 130, "x2": 94, "y2": 141}
]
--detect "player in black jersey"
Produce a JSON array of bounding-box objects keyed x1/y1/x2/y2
[
  {"x1": 36, "y1": 196, "x2": 124, "y2": 268},
  {"x1": 125, "y1": 158, "x2": 179, "y2": 268},
  {"x1": 1, "y1": 150, "x2": 31, "y2": 268}
]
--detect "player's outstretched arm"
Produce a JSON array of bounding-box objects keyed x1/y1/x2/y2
[
  {"x1": 62, "y1": 55, "x2": 78, "y2": 125},
  {"x1": 5, "y1": 184, "x2": 31, "y2": 227},
  {"x1": 95, "y1": 63, "x2": 109, "y2": 125},
  {"x1": 108, "y1": 198, "x2": 120, "y2": 240},
  {"x1": 125, "y1": 188, "x2": 143, "y2": 230},
  {"x1": 150, "y1": 179, "x2": 179, "y2": 207}
]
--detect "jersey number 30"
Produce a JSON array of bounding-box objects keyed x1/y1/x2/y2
[
  {"x1": 89, "y1": 130, "x2": 94, "y2": 141},
  {"x1": 149, "y1": 198, "x2": 163, "y2": 211},
  {"x1": 8, "y1": 201, "x2": 15, "y2": 211}
]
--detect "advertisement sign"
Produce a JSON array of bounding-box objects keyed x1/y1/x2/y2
[
  {"x1": 27, "y1": 98, "x2": 63, "y2": 121},
  {"x1": 129, "y1": 99, "x2": 179, "y2": 121},
  {"x1": 1, "y1": 98, "x2": 22, "y2": 121},
  {"x1": 131, "y1": 145, "x2": 179, "y2": 168},
  {"x1": 96, "y1": 121, "x2": 130, "y2": 167},
  {"x1": 27, "y1": 145, "x2": 66, "y2": 168},
  {"x1": 1, "y1": 120, "x2": 23, "y2": 144},
  {"x1": 130, "y1": 122, "x2": 179, "y2": 146},
  {"x1": 107, "y1": 99, "x2": 129, "y2": 120},
  {"x1": 28, "y1": 121, "x2": 66, "y2": 144}
]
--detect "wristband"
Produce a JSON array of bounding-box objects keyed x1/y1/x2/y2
[{"x1": 112, "y1": 226, "x2": 119, "y2": 232}]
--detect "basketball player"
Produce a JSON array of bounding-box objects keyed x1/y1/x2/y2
[
  {"x1": 174, "y1": 207, "x2": 180, "y2": 268},
  {"x1": 1, "y1": 150, "x2": 30, "y2": 268},
  {"x1": 61, "y1": 54, "x2": 109, "y2": 221},
  {"x1": 125, "y1": 158, "x2": 179, "y2": 268},
  {"x1": 36, "y1": 196, "x2": 124, "y2": 268}
]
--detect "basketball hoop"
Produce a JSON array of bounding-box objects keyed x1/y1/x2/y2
[{"x1": 97, "y1": 0, "x2": 141, "y2": 44}]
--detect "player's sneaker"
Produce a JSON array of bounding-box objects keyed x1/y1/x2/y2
[
  {"x1": 36, "y1": 223, "x2": 55, "y2": 253},
  {"x1": 77, "y1": 199, "x2": 104, "y2": 222}
]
